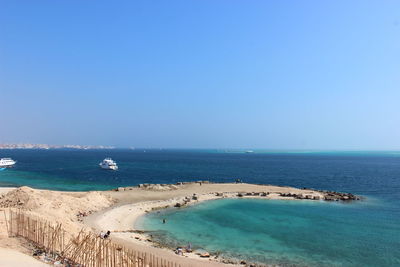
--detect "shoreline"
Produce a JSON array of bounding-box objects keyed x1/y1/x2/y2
[
  {"x1": 88, "y1": 194, "x2": 309, "y2": 265},
  {"x1": 84, "y1": 182, "x2": 352, "y2": 266},
  {"x1": 0, "y1": 182, "x2": 361, "y2": 267}
]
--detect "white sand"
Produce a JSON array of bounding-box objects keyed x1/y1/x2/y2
[
  {"x1": 86, "y1": 183, "x2": 324, "y2": 266},
  {"x1": 0, "y1": 248, "x2": 49, "y2": 267},
  {"x1": 0, "y1": 187, "x2": 16, "y2": 195},
  {"x1": 0, "y1": 183, "x2": 325, "y2": 266}
]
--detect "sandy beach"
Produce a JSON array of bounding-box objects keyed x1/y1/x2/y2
[
  {"x1": 0, "y1": 247, "x2": 49, "y2": 267},
  {"x1": 0, "y1": 182, "x2": 353, "y2": 266}
]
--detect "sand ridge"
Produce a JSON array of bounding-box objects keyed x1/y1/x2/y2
[
  {"x1": 0, "y1": 182, "x2": 342, "y2": 266},
  {"x1": 85, "y1": 182, "x2": 325, "y2": 266}
]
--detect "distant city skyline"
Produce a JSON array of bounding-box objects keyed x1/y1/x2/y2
[
  {"x1": 1, "y1": 1, "x2": 399, "y2": 150},
  {"x1": 0, "y1": 143, "x2": 115, "y2": 150}
]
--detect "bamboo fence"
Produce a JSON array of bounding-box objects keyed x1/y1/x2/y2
[{"x1": 8, "y1": 209, "x2": 187, "y2": 267}]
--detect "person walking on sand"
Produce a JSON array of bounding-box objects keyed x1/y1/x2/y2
[
  {"x1": 103, "y1": 230, "x2": 111, "y2": 239},
  {"x1": 186, "y1": 243, "x2": 192, "y2": 252},
  {"x1": 99, "y1": 231, "x2": 105, "y2": 238},
  {"x1": 177, "y1": 247, "x2": 183, "y2": 256}
]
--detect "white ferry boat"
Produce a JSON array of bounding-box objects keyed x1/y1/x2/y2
[
  {"x1": 99, "y1": 158, "x2": 118, "y2": 170},
  {"x1": 0, "y1": 158, "x2": 17, "y2": 168}
]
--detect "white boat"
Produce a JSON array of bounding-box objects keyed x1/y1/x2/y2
[
  {"x1": 0, "y1": 158, "x2": 16, "y2": 168},
  {"x1": 99, "y1": 158, "x2": 118, "y2": 170},
  {"x1": 245, "y1": 150, "x2": 254, "y2": 153}
]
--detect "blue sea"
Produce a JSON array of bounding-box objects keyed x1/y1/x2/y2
[{"x1": 0, "y1": 149, "x2": 399, "y2": 266}]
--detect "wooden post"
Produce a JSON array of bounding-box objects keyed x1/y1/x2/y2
[
  {"x1": 8, "y1": 211, "x2": 193, "y2": 267},
  {"x1": 9, "y1": 209, "x2": 12, "y2": 236}
]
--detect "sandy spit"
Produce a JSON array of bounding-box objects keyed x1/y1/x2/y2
[
  {"x1": 0, "y1": 182, "x2": 325, "y2": 266},
  {"x1": 85, "y1": 182, "x2": 324, "y2": 266}
]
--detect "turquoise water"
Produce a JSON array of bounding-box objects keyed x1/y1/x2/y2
[{"x1": 139, "y1": 198, "x2": 400, "y2": 267}]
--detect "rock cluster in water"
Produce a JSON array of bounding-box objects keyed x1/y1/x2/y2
[
  {"x1": 279, "y1": 192, "x2": 321, "y2": 200},
  {"x1": 280, "y1": 191, "x2": 360, "y2": 201},
  {"x1": 320, "y1": 191, "x2": 361, "y2": 201}
]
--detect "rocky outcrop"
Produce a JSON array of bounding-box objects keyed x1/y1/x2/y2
[
  {"x1": 137, "y1": 184, "x2": 180, "y2": 191},
  {"x1": 322, "y1": 191, "x2": 360, "y2": 201},
  {"x1": 279, "y1": 191, "x2": 361, "y2": 202}
]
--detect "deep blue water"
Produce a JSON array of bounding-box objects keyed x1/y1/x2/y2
[{"x1": 0, "y1": 149, "x2": 399, "y2": 266}]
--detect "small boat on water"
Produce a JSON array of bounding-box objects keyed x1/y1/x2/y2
[
  {"x1": 245, "y1": 150, "x2": 254, "y2": 153},
  {"x1": 0, "y1": 158, "x2": 16, "y2": 168},
  {"x1": 99, "y1": 158, "x2": 118, "y2": 170}
]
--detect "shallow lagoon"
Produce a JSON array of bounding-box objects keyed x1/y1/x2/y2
[{"x1": 138, "y1": 198, "x2": 400, "y2": 267}]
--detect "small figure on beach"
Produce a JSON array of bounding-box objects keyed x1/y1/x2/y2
[
  {"x1": 105, "y1": 230, "x2": 111, "y2": 238},
  {"x1": 186, "y1": 243, "x2": 192, "y2": 252},
  {"x1": 200, "y1": 252, "x2": 210, "y2": 258},
  {"x1": 163, "y1": 218, "x2": 166, "y2": 224},
  {"x1": 175, "y1": 247, "x2": 183, "y2": 256},
  {"x1": 100, "y1": 230, "x2": 111, "y2": 239}
]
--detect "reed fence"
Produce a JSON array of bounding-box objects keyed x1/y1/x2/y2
[{"x1": 7, "y1": 209, "x2": 187, "y2": 267}]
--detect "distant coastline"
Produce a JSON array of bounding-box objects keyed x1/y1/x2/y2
[{"x1": 0, "y1": 143, "x2": 115, "y2": 150}]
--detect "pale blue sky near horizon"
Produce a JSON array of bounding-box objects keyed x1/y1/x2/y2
[{"x1": 1, "y1": 1, "x2": 399, "y2": 149}]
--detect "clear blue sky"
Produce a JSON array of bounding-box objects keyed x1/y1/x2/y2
[{"x1": 1, "y1": 1, "x2": 399, "y2": 149}]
